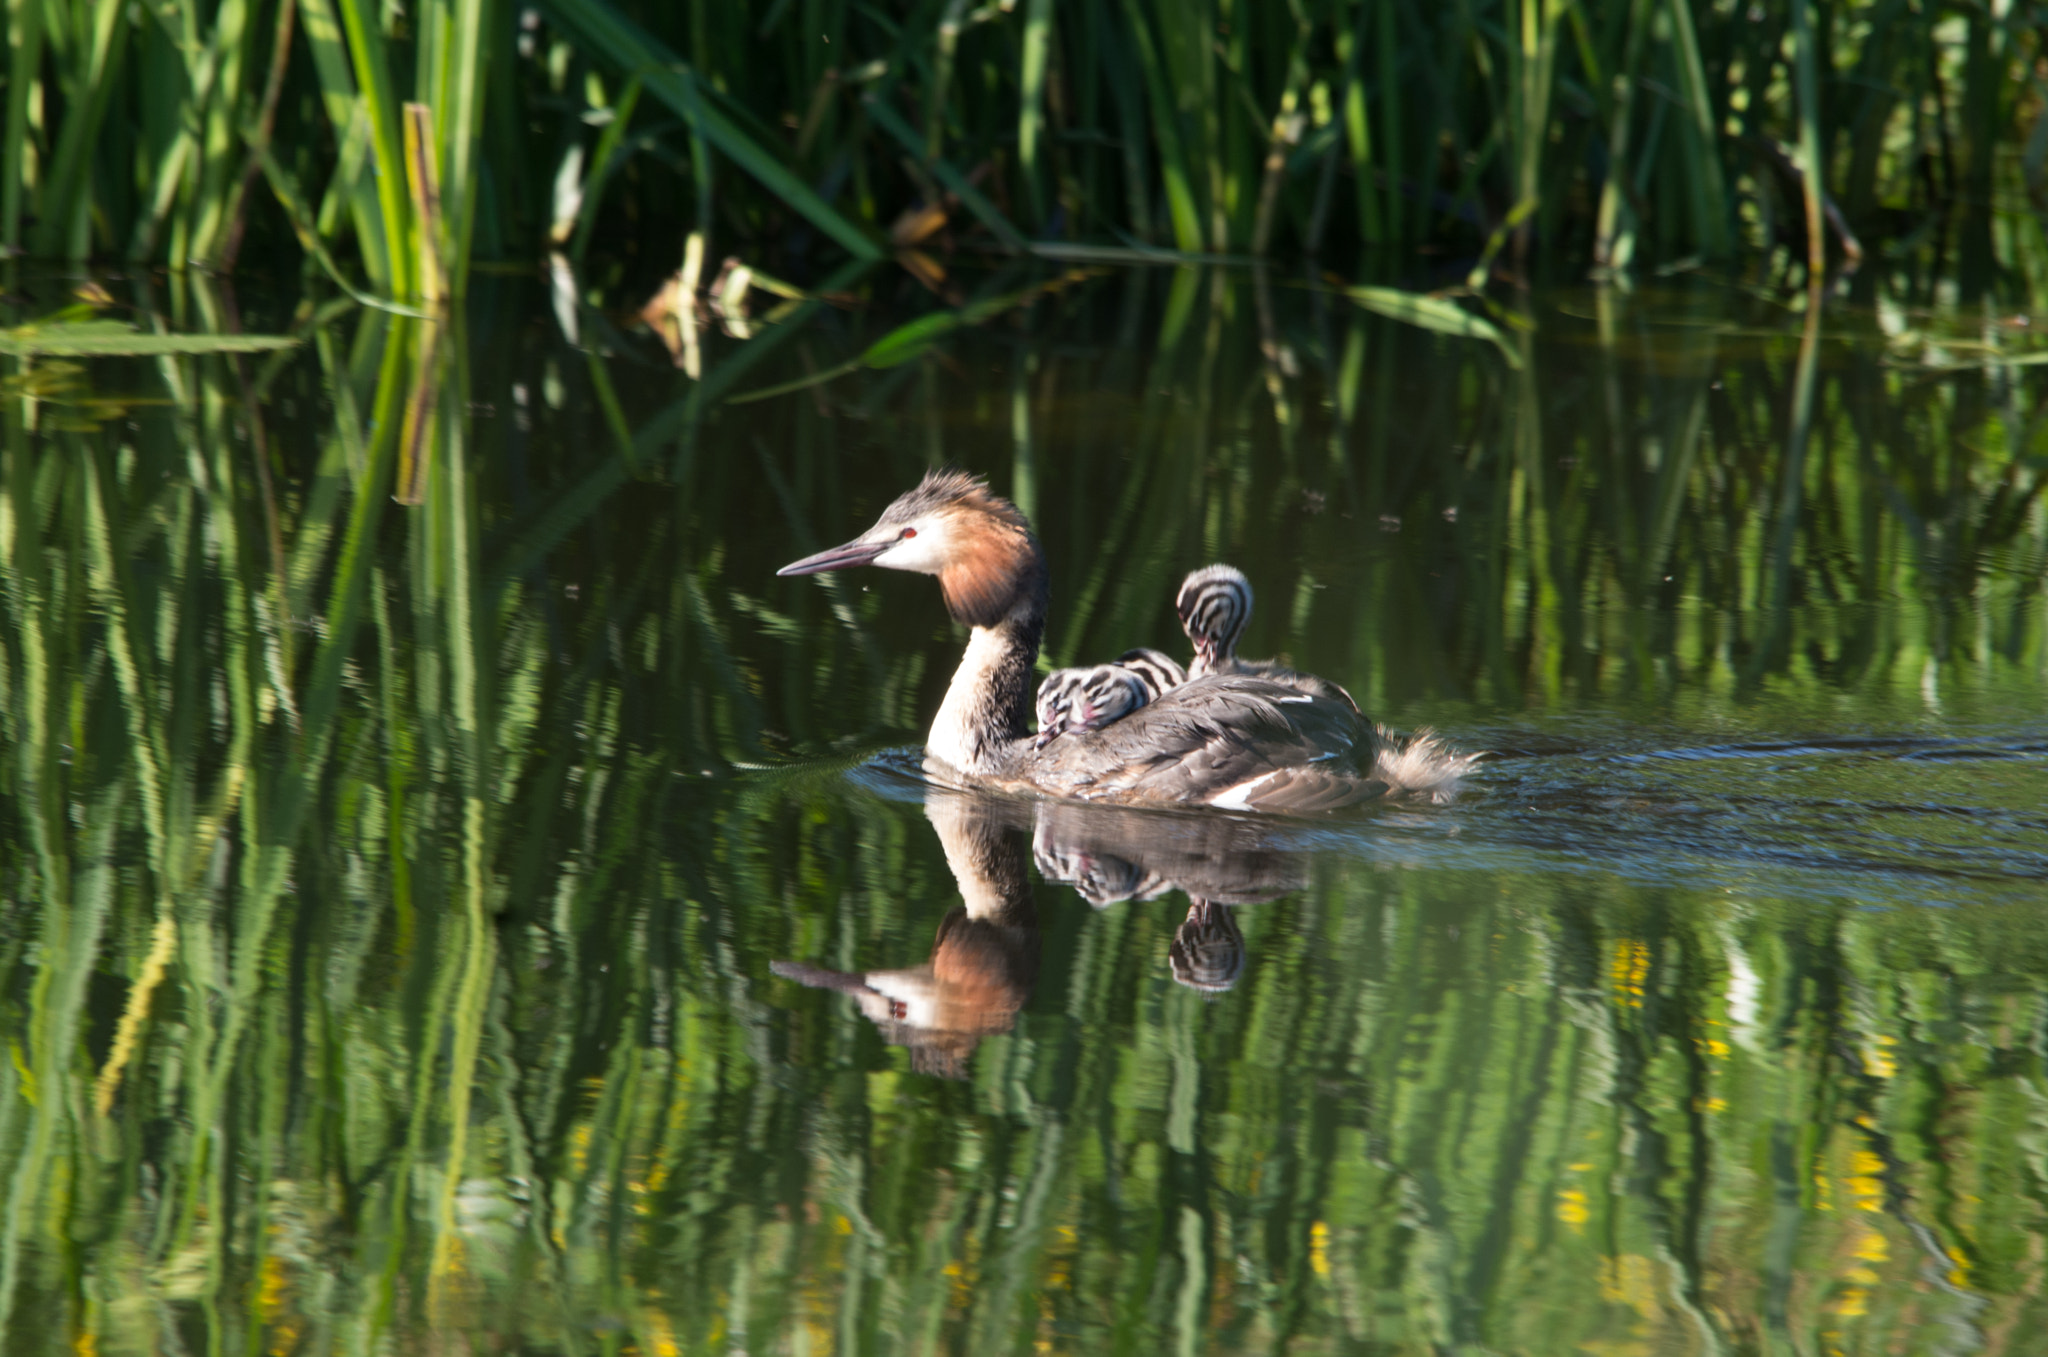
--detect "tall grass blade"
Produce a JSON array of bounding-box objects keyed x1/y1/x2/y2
[
  {"x1": 538, "y1": 0, "x2": 884, "y2": 261},
  {"x1": 403, "y1": 102, "x2": 449, "y2": 304},
  {"x1": 1119, "y1": 0, "x2": 1204, "y2": 252},
  {"x1": 1018, "y1": 0, "x2": 1054, "y2": 231},
  {"x1": 32, "y1": 0, "x2": 125, "y2": 259},
  {"x1": 1334, "y1": 7, "x2": 1382, "y2": 244},
  {"x1": 434, "y1": 0, "x2": 493, "y2": 293},
  {"x1": 568, "y1": 77, "x2": 644, "y2": 260},
  {"x1": 1662, "y1": 0, "x2": 1730, "y2": 259},
  {"x1": 1, "y1": 0, "x2": 44, "y2": 251},
  {"x1": 1790, "y1": 0, "x2": 1826, "y2": 284},
  {"x1": 298, "y1": 0, "x2": 393, "y2": 285},
  {"x1": 0, "y1": 319, "x2": 300, "y2": 356},
  {"x1": 1336, "y1": 284, "x2": 1523, "y2": 369},
  {"x1": 1376, "y1": 0, "x2": 1404, "y2": 246},
  {"x1": 1591, "y1": 0, "x2": 1649, "y2": 273},
  {"x1": 333, "y1": 0, "x2": 416, "y2": 296}
]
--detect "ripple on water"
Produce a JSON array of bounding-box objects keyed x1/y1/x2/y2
[
  {"x1": 833, "y1": 723, "x2": 2048, "y2": 906},
  {"x1": 1463, "y1": 726, "x2": 2048, "y2": 904}
]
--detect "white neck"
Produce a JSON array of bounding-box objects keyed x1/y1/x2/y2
[{"x1": 927, "y1": 624, "x2": 1015, "y2": 773}]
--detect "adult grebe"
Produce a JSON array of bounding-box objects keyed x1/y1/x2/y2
[{"x1": 777, "y1": 471, "x2": 1469, "y2": 811}]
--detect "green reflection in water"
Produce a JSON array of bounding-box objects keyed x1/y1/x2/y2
[{"x1": 1, "y1": 267, "x2": 2045, "y2": 1354}]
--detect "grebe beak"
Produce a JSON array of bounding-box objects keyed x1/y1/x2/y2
[{"x1": 777, "y1": 536, "x2": 890, "y2": 576}]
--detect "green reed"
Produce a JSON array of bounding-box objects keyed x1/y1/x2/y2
[{"x1": 5, "y1": 0, "x2": 2048, "y2": 295}]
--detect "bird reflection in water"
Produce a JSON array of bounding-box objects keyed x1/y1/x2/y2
[
  {"x1": 772, "y1": 790, "x2": 1304, "y2": 1077},
  {"x1": 771, "y1": 793, "x2": 1039, "y2": 1079},
  {"x1": 1029, "y1": 798, "x2": 1300, "y2": 1002},
  {"x1": 1169, "y1": 902, "x2": 1246, "y2": 994}
]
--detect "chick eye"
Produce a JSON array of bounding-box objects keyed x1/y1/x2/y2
[{"x1": 900, "y1": 527, "x2": 917, "y2": 539}]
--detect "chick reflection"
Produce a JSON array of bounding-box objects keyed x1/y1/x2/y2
[
  {"x1": 1031, "y1": 800, "x2": 1298, "y2": 998},
  {"x1": 1169, "y1": 901, "x2": 1246, "y2": 993},
  {"x1": 773, "y1": 791, "x2": 1307, "y2": 1076}
]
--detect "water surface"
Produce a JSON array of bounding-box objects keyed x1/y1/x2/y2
[{"x1": 2, "y1": 267, "x2": 2045, "y2": 1354}]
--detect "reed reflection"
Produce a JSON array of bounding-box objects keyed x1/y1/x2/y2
[{"x1": 774, "y1": 789, "x2": 1311, "y2": 1075}]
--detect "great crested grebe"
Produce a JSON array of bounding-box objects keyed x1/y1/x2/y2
[
  {"x1": 1034, "y1": 647, "x2": 1187, "y2": 747},
  {"x1": 778, "y1": 471, "x2": 1469, "y2": 811},
  {"x1": 1176, "y1": 564, "x2": 1360, "y2": 712}
]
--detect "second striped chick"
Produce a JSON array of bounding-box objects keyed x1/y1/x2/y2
[{"x1": 1034, "y1": 648, "x2": 1187, "y2": 748}]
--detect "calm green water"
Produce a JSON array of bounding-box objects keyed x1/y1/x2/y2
[{"x1": 3, "y1": 267, "x2": 2047, "y2": 1356}]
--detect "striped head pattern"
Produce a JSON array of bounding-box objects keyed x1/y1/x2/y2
[
  {"x1": 1169, "y1": 900, "x2": 1246, "y2": 993},
  {"x1": 1115, "y1": 647, "x2": 1186, "y2": 695},
  {"x1": 1031, "y1": 833, "x2": 1170, "y2": 908},
  {"x1": 1175, "y1": 565, "x2": 1253, "y2": 675},
  {"x1": 1034, "y1": 662, "x2": 1159, "y2": 747}
]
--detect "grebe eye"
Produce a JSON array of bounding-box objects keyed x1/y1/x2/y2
[{"x1": 901, "y1": 527, "x2": 917, "y2": 539}]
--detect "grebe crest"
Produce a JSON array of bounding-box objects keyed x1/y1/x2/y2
[{"x1": 780, "y1": 469, "x2": 1044, "y2": 628}]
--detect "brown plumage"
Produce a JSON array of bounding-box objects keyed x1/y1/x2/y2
[{"x1": 779, "y1": 471, "x2": 1472, "y2": 812}]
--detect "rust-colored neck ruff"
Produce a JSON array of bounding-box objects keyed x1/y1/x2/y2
[
  {"x1": 937, "y1": 511, "x2": 1039, "y2": 629},
  {"x1": 925, "y1": 522, "x2": 1047, "y2": 774}
]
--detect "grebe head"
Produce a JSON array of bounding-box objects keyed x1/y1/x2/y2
[
  {"x1": 1034, "y1": 664, "x2": 1150, "y2": 747},
  {"x1": 777, "y1": 470, "x2": 1041, "y2": 628},
  {"x1": 1175, "y1": 565, "x2": 1252, "y2": 672}
]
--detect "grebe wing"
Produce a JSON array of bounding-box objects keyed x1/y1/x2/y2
[
  {"x1": 1231, "y1": 658, "x2": 1361, "y2": 714},
  {"x1": 1026, "y1": 675, "x2": 1390, "y2": 812}
]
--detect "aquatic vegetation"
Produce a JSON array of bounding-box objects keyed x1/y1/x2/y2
[
  {"x1": 4, "y1": 0, "x2": 2048, "y2": 300},
  {"x1": 0, "y1": 266, "x2": 2044, "y2": 1351}
]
